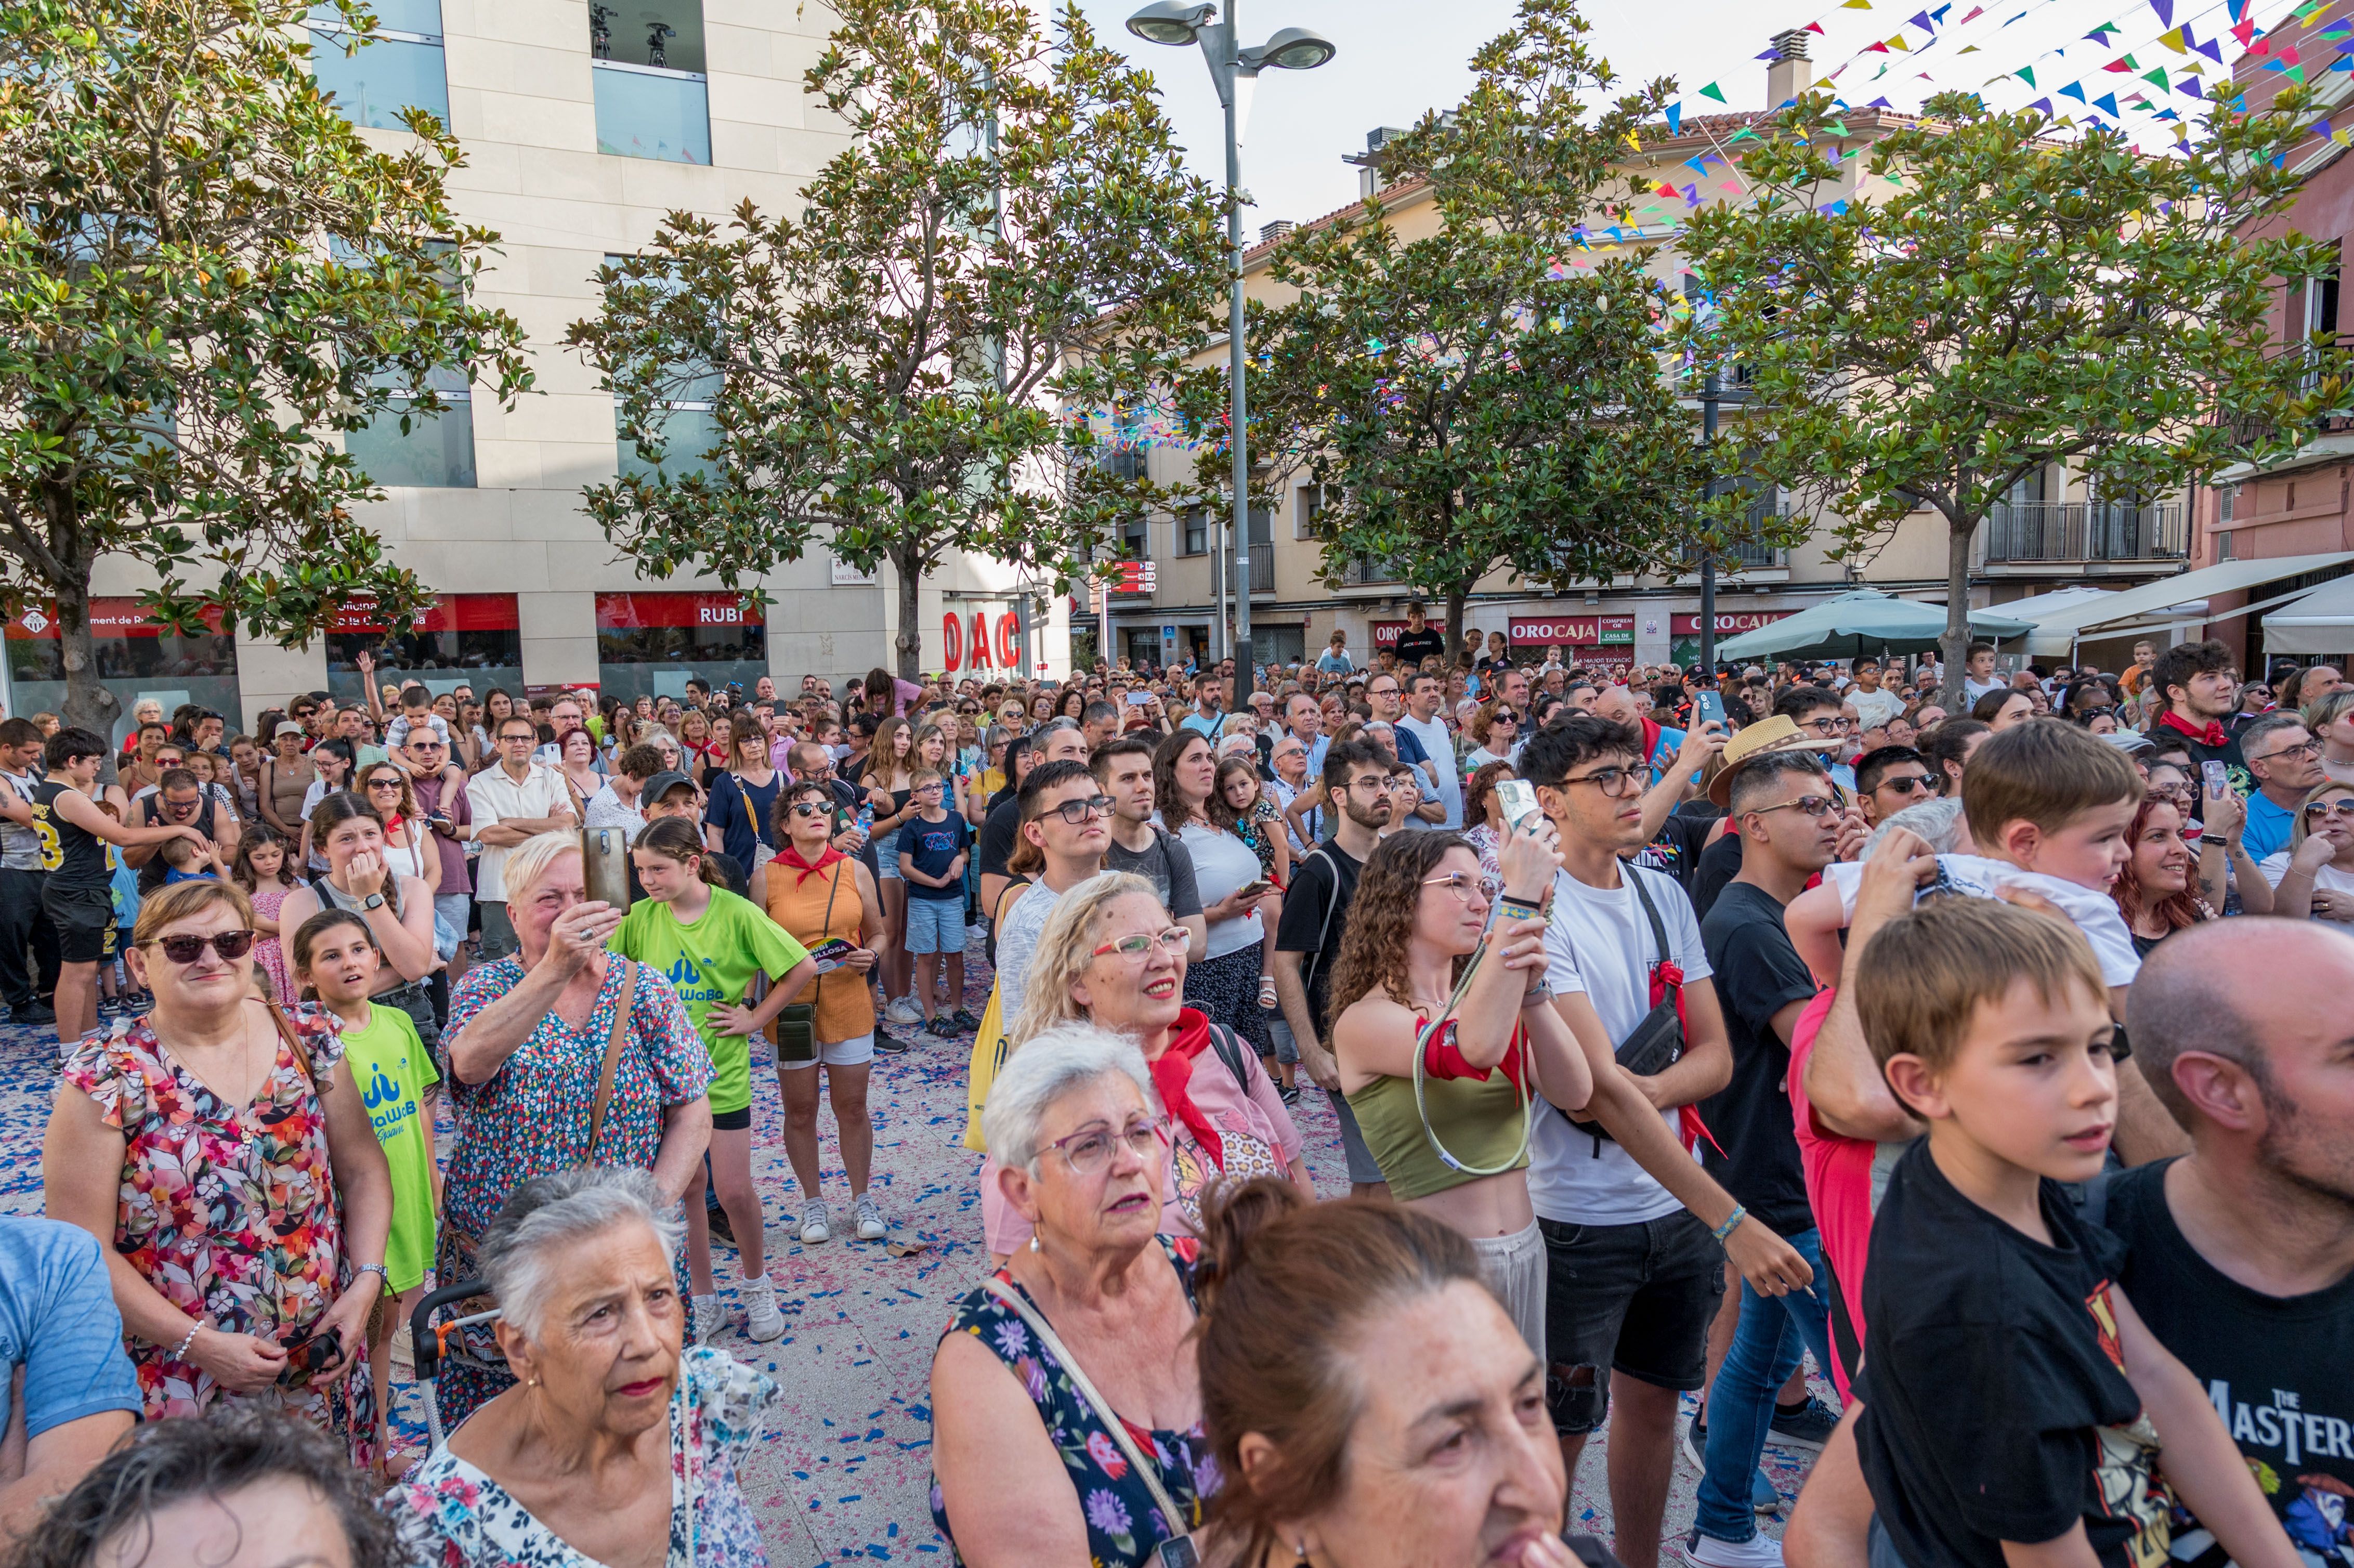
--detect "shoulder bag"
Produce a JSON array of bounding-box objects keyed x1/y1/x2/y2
[
  {"x1": 735, "y1": 776, "x2": 778, "y2": 870},
  {"x1": 583, "y1": 960, "x2": 640, "y2": 1163},
  {"x1": 775, "y1": 862, "x2": 841, "y2": 1064},
  {"x1": 1567, "y1": 867, "x2": 1686, "y2": 1148}
]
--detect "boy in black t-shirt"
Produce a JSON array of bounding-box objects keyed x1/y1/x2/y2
[
  {"x1": 899, "y1": 769, "x2": 972, "y2": 1037},
  {"x1": 1846, "y1": 900, "x2": 2297, "y2": 1568}
]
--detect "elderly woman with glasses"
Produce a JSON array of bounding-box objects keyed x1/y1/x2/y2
[
  {"x1": 1323, "y1": 829, "x2": 1591, "y2": 1353},
  {"x1": 387, "y1": 1168, "x2": 778, "y2": 1567},
  {"x1": 43, "y1": 880, "x2": 393, "y2": 1463},
  {"x1": 933, "y1": 1023, "x2": 1217, "y2": 1568},
  {"x1": 2258, "y1": 780, "x2": 2354, "y2": 922}
]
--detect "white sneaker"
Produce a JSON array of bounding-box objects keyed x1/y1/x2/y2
[
  {"x1": 1685, "y1": 1528, "x2": 1785, "y2": 1568},
  {"x1": 799, "y1": 1199, "x2": 832, "y2": 1245},
  {"x1": 853, "y1": 1193, "x2": 887, "y2": 1241},
  {"x1": 885, "y1": 996, "x2": 923, "y2": 1026},
  {"x1": 742, "y1": 1274, "x2": 785, "y2": 1341},
  {"x1": 691, "y1": 1293, "x2": 720, "y2": 1346}
]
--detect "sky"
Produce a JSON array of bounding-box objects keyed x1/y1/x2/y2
[{"x1": 1066, "y1": 0, "x2": 2312, "y2": 236}]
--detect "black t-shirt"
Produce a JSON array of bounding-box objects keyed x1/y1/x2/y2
[
  {"x1": 1393, "y1": 628, "x2": 1447, "y2": 667},
  {"x1": 1632, "y1": 810, "x2": 1719, "y2": 899},
  {"x1": 1696, "y1": 881, "x2": 1819, "y2": 1236},
  {"x1": 29, "y1": 780, "x2": 109, "y2": 891},
  {"x1": 1856, "y1": 1141, "x2": 2170, "y2": 1568},
  {"x1": 1691, "y1": 830, "x2": 1745, "y2": 921},
  {"x1": 1273, "y1": 840, "x2": 1363, "y2": 1039},
  {"x1": 977, "y1": 796, "x2": 1022, "y2": 883},
  {"x1": 134, "y1": 793, "x2": 218, "y2": 895},
  {"x1": 2105, "y1": 1160, "x2": 2354, "y2": 1566},
  {"x1": 1105, "y1": 828, "x2": 1201, "y2": 918}
]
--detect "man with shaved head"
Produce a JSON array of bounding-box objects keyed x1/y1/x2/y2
[
  {"x1": 1788, "y1": 917, "x2": 2354, "y2": 1566},
  {"x1": 1596, "y1": 684, "x2": 1691, "y2": 789}
]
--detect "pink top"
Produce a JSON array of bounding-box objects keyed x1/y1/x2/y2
[
  {"x1": 979, "y1": 1036, "x2": 1304, "y2": 1256},
  {"x1": 1784, "y1": 988, "x2": 1879, "y2": 1402}
]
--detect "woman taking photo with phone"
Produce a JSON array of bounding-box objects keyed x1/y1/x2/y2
[
  {"x1": 1155, "y1": 731, "x2": 1274, "y2": 1061},
  {"x1": 752, "y1": 779, "x2": 892, "y2": 1247},
  {"x1": 1326, "y1": 826, "x2": 1596, "y2": 1353},
  {"x1": 42, "y1": 879, "x2": 394, "y2": 1464},
  {"x1": 613, "y1": 816, "x2": 814, "y2": 1343},
  {"x1": 862, "y1": 715, "x2": 920, "y2": 1026}
]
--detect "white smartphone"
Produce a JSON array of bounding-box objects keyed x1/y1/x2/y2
[{"x1": 1495, "y1": 778, "x2": 1542, "y2": 831}]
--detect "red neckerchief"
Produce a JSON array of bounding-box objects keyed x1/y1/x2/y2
[
  {"x1": 775, "y1": 841, "x2": 845, "y2": 888},
  {"x1": 2157, "y1": 710, "x2": 2227, "y2": 749},
  {"x1": 1153, "y1": 1008, "x2": 1225, "y2": 1167},
  {"x1": 1641, "y1": 715, "x2": 1664, "y2": 769}
]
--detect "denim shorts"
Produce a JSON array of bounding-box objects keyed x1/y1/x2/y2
[
  {"x1": 904, "y1": 895, "x2": 965, "y2": 956},
  {"x1": 1539, "y1": 1207, "x2": 1727, "y2": 1434}
]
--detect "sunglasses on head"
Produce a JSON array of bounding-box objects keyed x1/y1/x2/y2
[{"x1": 147, "y1": 930, "x2": 256, "y2": 964}]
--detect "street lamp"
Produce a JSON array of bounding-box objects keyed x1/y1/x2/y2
[{"x1": 1126, "y1": 0, "x2": 1333, "y2": 713}]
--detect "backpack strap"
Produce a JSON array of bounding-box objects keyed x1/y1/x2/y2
[{"x1": 1204, "y1": 1020, "x2": 1257, "y2": 1091}]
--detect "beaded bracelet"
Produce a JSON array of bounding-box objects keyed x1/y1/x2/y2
[
  {"x1": 1711, "y1": 1205, "x2": 1748, "y2": 1243},
  {"x1": 170, "y1": 1320, "x2": 203, "y2": 1365}
]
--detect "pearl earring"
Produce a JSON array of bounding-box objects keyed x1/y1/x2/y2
[
  {"x1": 1028, "y1": 1234, "x2": 1041, "y2": 1253},
  {"x1": 1294, "y1": 1544, "x2": 1310, "y2": 1562}
]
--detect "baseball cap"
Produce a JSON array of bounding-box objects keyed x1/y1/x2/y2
[
  {"x1": 274, "y1": 721, "x2": 305, "y2": 740},
  {"x1": 643, "y1": 769, "x2": 697, "y2": 802}
]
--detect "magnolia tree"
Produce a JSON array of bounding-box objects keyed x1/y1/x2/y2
[
  {"x1": 1247, "y1": 0, "x2": 1735, "y2": 645},
  {"x1": 1678, "y1": 88, "x2": 2347, "y2": 707},
  {"x1": 0, "y1": 0, "x2": 533, "y2": 737},
  {"x1": 567, "y1": 0, "x2": 1230, "y2": 678}
]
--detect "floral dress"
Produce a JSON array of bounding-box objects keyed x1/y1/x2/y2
[
  {"x1": 250, "y1": 882, "x2": 294, "y2": 1004},
  {"x1": 434, "y1": 956, "x2": 711, "y2": 1429},
  {"x1": 59, "y1": 1009, "x2": 377, "y2": 1466},
  {"x1": 1234, "y1": 797, "x2": 1284, "y2": 883},
  {"x1": 931, "y1": 1238, "x2": 1216, "y2": 1567},
  {"x1": 388, "y1": 1347, "x2": 775, "y2": 1567}
]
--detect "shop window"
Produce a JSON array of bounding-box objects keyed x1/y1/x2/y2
[
  {"x1": 4, "y1": 601, "x2": 243, "y2": 743},
  {"x1": 324, "y1": 594, "x2": 522, "y2": 708},
  {"x1": 595, "y1": 591, "x2": 766, "y2": 703},
  {"x1": 591, "y1": 0, "x2": 710, "y2": 164},
  {"x1": 310, "y1": 0, "x2": 451, "y2": 132}
]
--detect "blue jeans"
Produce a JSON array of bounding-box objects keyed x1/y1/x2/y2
[{"x1": 1695, "y1": 1226, "x2": 1837, "y2": 1543}]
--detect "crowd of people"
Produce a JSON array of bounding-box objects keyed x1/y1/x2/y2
[{"x1": 5, "y1": 618, "x2": 2352, "y2": 1568}]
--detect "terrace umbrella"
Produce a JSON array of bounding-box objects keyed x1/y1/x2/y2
[{"x1": 1713, "y1": 590, "x2": 2033, "y2": 662}]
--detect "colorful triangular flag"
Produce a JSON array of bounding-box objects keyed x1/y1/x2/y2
[{"x1": 1698, "y1": 82, "x2": 1727, "y2": 102}]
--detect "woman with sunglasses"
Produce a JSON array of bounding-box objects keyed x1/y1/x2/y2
[
  {"x1": 276, "y1": 792, "x2": 444, "y2": 1076},
  {"x1": 2259, "y1": 780, "x2": 2354, "y2": 921},
  {"x1": 1464, "y1": 700, "x2": 1521, "y2": 774},
  {"x1": 1322, "y1": 829, "x2": 1591, "y2": 1354},
  {"x1": 352, "y1": 764, "x2": 440, "y2": 896},
  {"x1": 43, "y1": 878, "x2": 394, "y2": 1464},
  {"x1": 984, "y1": 870, "x2": 1309, "y2": 1262}
]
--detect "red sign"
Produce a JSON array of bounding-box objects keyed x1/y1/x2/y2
[
  {"x1": 1369, "y1": 619, "x2": 1449, "y2": 648},
  {"x1": 1670, "y1": 611, "x2": 1795, "y2": 635},
  {"x1": 1507, "y1": 616, "x2": 1633, "y2": 645},
  {"x1": 5, "y1": 599, "x2": 226, "y2": 641},
  {"x1": 330, "y1": 593, "x2": 519, "y2": 634},
  {"x1": 943, "y1": 609, "x2": 1023, "y2": 673},
  {"x1": 593, "y1": 592, "x2": 764, "y2": 630}
]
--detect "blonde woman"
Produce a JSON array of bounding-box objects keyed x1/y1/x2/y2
[
  {"x1": 980, "y1": 871, "x2": 1307, "y2": 1263},
  {"x1": 2306, "y1": 688, "x2": 2354, "y2": 788}
]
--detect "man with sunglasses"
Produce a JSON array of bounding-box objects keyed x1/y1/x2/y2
[
  {"x1": 2239, "y1": 712, "x2": 2326, "y2": 863},
  {"x1": 1517, "y1": 716, "x2": 1812, "y2": 1568},
  {"x1": 1853, "y1": 745, "x2": 1937, "y2": 829},
  {"x1": 1686, "y1": 747, "x2": 1846, "y2": 1568},
  {"x1": 991, "y1": 760, "x2": 1112, "y2": 1029},
  {"x1": 402, "y1": 726, "x2": 476, "y2": 980}
]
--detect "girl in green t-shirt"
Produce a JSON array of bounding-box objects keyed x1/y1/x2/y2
[
  {"x1": 292, "y1": 906, "x2": 440, "y2": 1473},
  {"x1": 613, "y1": 817, "x2": 815, "y2": 1345}
]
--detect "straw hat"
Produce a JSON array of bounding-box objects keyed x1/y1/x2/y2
[{"x1": 1707, "y1": 715, "x2": 1826, "y2": 808}]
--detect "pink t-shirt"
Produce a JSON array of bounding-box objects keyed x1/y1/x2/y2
[
  {"x1": 979, "y1": 1031, "x2": 1304, "y2": 1256},
  {"x1": 1783, "y1": 988, "x2": 1878, "y2": 1402}
]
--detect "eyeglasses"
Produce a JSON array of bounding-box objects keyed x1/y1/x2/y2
[
  {"x1": 1801, "y1": 716, "x2": 1854, "y2": 735},
  {"x1": 788, "y1": 801, "x2": 834, "y2": 818},
  {"x1": 1423, "y1": 872, "x2": 1502, "y2": 903},
  {"x1": 1044, "y1": 1118, "x2": 1165, "y2": 1175},
  {"x1": 2304, "y1": 800, "x2": 2354, "y2": 820},
  {"x1": 1553, "y1": 765, "x2": 1646, "y2": 798},
  {"x1": 147, "y1": 930, "x2": 257, "y2": 964},
  {"x1": 1751, "y1": 795, "x2": 1838, "y2": 819},
  {"x1": 1492, "y1": 713, "x2": 1520, "y2": 727},
  {"x1": 1092, "y1": 927, "x2": 1192, "y2": 960},
  {"x1": 365, "y1": 778, "x2": 403, "y2": 792},
  {"x1": 1873, "y1": 773, "x2": 1935, "y2": 796},
  {"x1": 2258, "y1": 740, "x2": 2323, "y2": 763},
  {"x1": 1043, "y1": 794, "x2": 1116, "y2": 826}
]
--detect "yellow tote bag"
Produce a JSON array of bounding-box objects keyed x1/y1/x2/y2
[{"x1": 962, "y1": 880, "x2": 1030, "y2": 1154}]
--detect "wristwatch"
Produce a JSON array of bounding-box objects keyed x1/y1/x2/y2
[{"x1": 361, "y1": 893, "x2": 386, "y2": 911}]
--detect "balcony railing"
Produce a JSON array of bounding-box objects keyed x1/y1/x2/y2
[
  {"x1": 1249, "y1": 542, "x2": 1274, "y2": 593},
  {"x1": 593, "y1": 60, "x2": 710, "y2": 164},
  {"x1": 1984, "y1": 501, "x2": 2187, "y2": 564},
  {"x1": 1681, "y1": 538, "x2": 1788, "y2": 572}
]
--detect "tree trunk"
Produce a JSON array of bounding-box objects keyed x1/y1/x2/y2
[
  {"x1": 55, "y1": 576, "x2": 121, "y2": 764},
  {"x1": 893, "y1": 546, "x2": 923, "y2": 680},
  {"x1": 1445, "y1": 584, "x2": 1470, "y2": 669},
  {"x1": 1941, "y1": 513, "x2": 1973, "y2": 714}
]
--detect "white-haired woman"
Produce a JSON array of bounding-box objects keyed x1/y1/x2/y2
[
  {"x1": 433, "y1": 832, "x2": 714, "y2": 1430},
  {"x1": 385, "y1": 1168, "x2": 779, "y2": 1566},
  {"x1": 931, "y1": 1025, "x2": 1212, "y2": 1568},
  {"x1": 980, "y1": 871, "x2": 1311, "y2": 1262}
]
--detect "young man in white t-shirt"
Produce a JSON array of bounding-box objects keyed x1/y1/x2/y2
[
  {"x1": 1394, "y1": 671, "x2": 1462, "y2": 827},
  {"x1": 1520, "y1": 716, "x2": 1814, "y2": 1568}
]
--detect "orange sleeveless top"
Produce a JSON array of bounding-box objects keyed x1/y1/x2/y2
[{"x1": 765, "y1": 858, "x2": 873, "y2": 1045}]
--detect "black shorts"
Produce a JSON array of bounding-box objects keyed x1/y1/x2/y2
[
  {"x1": 1539, "y1": 1208, "x2": 1727, "y2": 1434},
  {"x1": 711, "y1": 1105, "x2": 752, "y2": 1132},
  {"x1": 42, "y1": 883, "x2": 116, "y2": 965}
]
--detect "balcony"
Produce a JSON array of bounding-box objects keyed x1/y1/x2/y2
[
  {"x1": 1680, "y1": 538, "x2": 1788, "y2": 573},
  {"x1": 1249, "y1": 542, "x2": 1274, "y2": 594},
  {"x1": 1984, "y1": 501, "x2": 2187, "y2": 565},
  {"x1": 593, "y1": 61, "x2": 711, "y2": 164}
]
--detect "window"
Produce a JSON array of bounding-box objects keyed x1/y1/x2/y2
[
  {"x1": 591, "y1": 0, "x2": 711, "y2": 165},
  {"x1": 1254, "y1": 625, "x2": 1307, "y2": 665},
  {"x1": 1122, "y1": 513, "x2": 1150, "y2": 562},
  {"x1": 2218, "y1": 484, "x2": 2237, "y2": 526},
  {"x1": 337, "y1": 240, "x2": 476, "y2": 487},
  {"x1": 309, "y1": 1, "x2": 450, "y2": 132},
  {"x1": 1182, "y1": 509, "x2": 1207, "y2": 556},
  {"x1": 2216, "y1": 528, "x2": 2235, "y2": 563},
  {"x1": 594, "y1": 592, "x2": 766, "y2": 703},
  {"x1": 605, "y1": 254, "x2": 721, "y2": 481},
  {"x1": 324, "y1": 594, "x2": 522, "y2": 706},
  {"x1": 5, "y1": 600, "x2": 244, "y2": 740},
  {"x1": 1294, "y1": 482, "x2": 1323, "y2": 540}
]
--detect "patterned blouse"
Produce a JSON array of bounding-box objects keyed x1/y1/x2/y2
[
  {"x1": 60, "y1": 1008, "x2": 376, "y2": 1466},
  {"x1": 930, "y1": 1238, "x2": 1217, "y2": 1567},
  {"x1": 388, "y1": 1347, "x2": 776, "y2": 1567},
  {"x1": 1232, "y1": 796, "x2": 1285, "y2": 882},
  {"x1": 433, "y1": 956, "x2": 711, "y2": 1428}
]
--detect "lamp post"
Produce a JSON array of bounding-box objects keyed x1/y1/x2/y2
[{"x1": 1126, "y1": 1, "x2": 1333, "y2": 716}]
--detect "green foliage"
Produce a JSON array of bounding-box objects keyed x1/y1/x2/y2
[
  {"x1": 0, "y1": 0, "x2": 533, "y2": 728},
  {"x1": 1678, "y1": 87, "x2": 2346, "y2": 699},
  {"x1": 1244, "y1": 0, "x2": 1728, "y2": 638},
  {"x1": 567, "y1": 0, "x2": 1229, "y2": 677}
]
